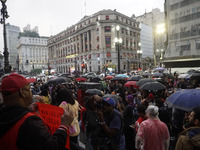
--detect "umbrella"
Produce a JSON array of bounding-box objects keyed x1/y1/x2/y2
[
  {"x1": 111, "y1": 77, "x2": 126, "y2": 81},
  {"x1": 154, "y1": 67, "x2": 166, "y2": 71},
  {"x1": 163, "y1": 73, "x2": 174, "y2": 79},
  {"x1": 190, "y1": 73, "x2": 200, "y2": 81},
  {"x1": 140, "y1": 82, "x2": 166, "y2": 91},
  {"x1": 124, "y1": 81, "x2": 139, "y2": 88},
  {"x1": 90, "y1": 77, "x2": 102, "y2": 83},
  {"x1": 178, "y1": 74, "x2": 190, "y2": 79},
  {"x1": 85, "y1": 89, "x2": 104, "y2": 96},
  {"x1": 47, "y1": 77, "x2": 70, "y2": 85},
  {"x1": 142, "y1": 72, "x2": 151, "y2": 76},
  {"x1": 166, "y1": 89, "x2": 200, "y2": 111},
  {"x1": 136, "y1": 78, "x2": 156, "y2": 86},
  {"x1": 152, "y1": 72, "x2": 163, "y2": 78},
  {"x1": 76, "y1": 77, "x2": 87, "y2": 82},
  {"x1": 78, "y1": 82, "x2": 102, "y2": 90},
  {"x1": 105, "y1": 75, "x2": 114, "y2": 80},
  {"x1": 128, "y1": 75, "x2": 143, "y2": 81},
  {"x1": 187, "y1": 69, "x2": 200, "y2": 75},
  {"x1": 102, "y1": 94, "x2": 119, "y2": 104},
  {"x1": 116, "y1": 74, "x2": 129, "y2": 78}
]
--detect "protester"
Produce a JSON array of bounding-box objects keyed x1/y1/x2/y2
[
  {"x1": 31, "y1": 81, "x2": 41, "y2": 95},
  {"x1": 123, "y1": 94, "x2": 137, "y2": 150},
  {"x1": 82, "y1": 95, "x2": 103, "y2": 150},
  {"x1": 0, "y1": 73, "x2": 74, "y2": 150},
  {"x1": 58, "y1": 88, "x2": 80, "y2": 144},
  {"x1": 136, "y1": 105, "x2": 170, "y2": 150},
  {"x1": 175, "y1": 107, "x2": 200, "y2": 150},
  {"x1": 97, "y1": 97, "x2": 125, "y2": 150},
  {"x1": 134, "y1": 104, "x2": 147, "y2": 133}
]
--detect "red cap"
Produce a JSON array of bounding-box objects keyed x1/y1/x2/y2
[
  {"x1": 0, "y1": 73, "x2": 36, "y2": 93},
  {"x1": 148, "y1": 93, "x2": 154, "y2": 99}
]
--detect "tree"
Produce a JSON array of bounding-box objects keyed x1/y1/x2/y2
[{"x1": 18, "y1": 31, "x2": 40, "y2": 38}]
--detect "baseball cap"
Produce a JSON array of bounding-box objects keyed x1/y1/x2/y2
[
  {"x1": 0, "y1": 73, "x2": 36, "y2": 94},
  {"x1": 103, "y1": 97, "x2": 116, "y2": 107}
]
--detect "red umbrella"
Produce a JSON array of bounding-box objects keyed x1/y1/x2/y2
[
  {"x1": 124, "y1": 81, "x2": 139, "y2": 88},
  {"x1": 76, "y1": 77, "x2": 87, "y2": 82},
  {"x1": 105, "y1": 75, "x2": 114, "y2": 79}
]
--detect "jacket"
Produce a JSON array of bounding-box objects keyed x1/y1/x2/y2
[
  {"x1": 0, "y1": 104, "x2": 68, "y2": 150},
  {"x1": 175, "y1": 126, "x2": 200, "y2": 150}
]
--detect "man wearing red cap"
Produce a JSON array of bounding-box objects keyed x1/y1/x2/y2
[{"x1": 0, "y1": 73, "x2": 74, "y2": 150}]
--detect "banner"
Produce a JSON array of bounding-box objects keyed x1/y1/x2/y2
[{"x1": 36, "y1": 102, "x2": 70, "y2": 149}]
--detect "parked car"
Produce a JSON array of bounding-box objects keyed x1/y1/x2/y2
[{"x1": 81, "y1": 72, "x2": 96, "y2": 78}]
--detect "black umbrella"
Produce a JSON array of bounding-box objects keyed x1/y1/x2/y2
[
  {"x1": 128, "y1": 75, "x2": 143, "y2": 81},
  {"x1": 47, "y1": 77, "x2": 70, "y2": 85},
  {"x1": 163, "y1": 73, "x2": 174, "y2": 79},
  {"x1": 142, "y1": 72, "x2": 151, "y2": 77},
  {"x1": 90, "y1": 77, "x2": 102, "y2": 83},
  {"x1": 85, "y1": 89, "x2": 104, "y2": 96},
  {"x1": 102, "y1": 94, "x2": 120, "y2": 104},
  {"x1": 111, "y1": 77, "x2": 126, "y2": 81},
  {"x1": 136, "y1": 78, "x2": 156, "y2": 86},
  {"x1": 140, "y1": 82, "x2": 166, "y2": 91},
  {"x1": 190, "y1": 73, "x2": 200, "y2": 81},
  {"x1": 78, "y1": 82, "x2": 101, "y2": 90}
]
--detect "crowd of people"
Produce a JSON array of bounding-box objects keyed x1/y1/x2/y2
[{"x1": 0, "y1": 72, "x2": 200, "y2": 150}]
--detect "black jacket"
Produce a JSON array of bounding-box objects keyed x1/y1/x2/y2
[{"x1": 0, "y1": 104, "x2": 68, "y2": 150}]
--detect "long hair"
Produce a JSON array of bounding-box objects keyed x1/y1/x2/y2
[{"x1": 56, "y1": 88, "x2": 75, "y2": 105}]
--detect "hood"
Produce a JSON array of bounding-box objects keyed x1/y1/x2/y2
[
  {"x1": 189, "y1": 128, "x2": 200, "y2": 148},
  {"x1": 0, "y1": 104, "x2": 29, "y2": 137}
]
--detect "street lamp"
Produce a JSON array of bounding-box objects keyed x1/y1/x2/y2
[
  {"x1": 115, "y1": 25, "x2": 122, "y2": 74},
  {"x1": 137, "y1": 50, "x2": 142, "y2": 69},
  {"x1": 0, "y1": 0, "x2": 10, "y2": 73}
]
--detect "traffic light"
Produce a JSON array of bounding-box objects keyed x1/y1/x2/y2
[{"x1": 81, "y1": 63, "x2": 84, "y2": 67}]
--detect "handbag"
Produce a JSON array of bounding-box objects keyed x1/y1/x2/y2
[{"x1": 69, "y1": 125, "x2": 77, "y2": 135}]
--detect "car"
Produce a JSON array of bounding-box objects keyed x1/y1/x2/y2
[{"x1": 81, "y1": 72, "x2": 96, "y2": 78}]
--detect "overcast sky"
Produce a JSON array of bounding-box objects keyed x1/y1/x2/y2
[{"x1": 0, "y1": 0, "x2": 164, "y2": 53}]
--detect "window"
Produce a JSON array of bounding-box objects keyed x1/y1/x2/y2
[
  {"x1": 105, "y1": 36, "x2": 111, "y2": 48},
  {"x1": 106, "y1": 15, "x2": 109, "y2": 20},
  {"x1": 104, "y1": 26, "x2": 111, "y2": 32}
]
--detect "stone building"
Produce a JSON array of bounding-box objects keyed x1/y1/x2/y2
[
  {"x1": 164, "y1": 0, "x2": 200, "y2": 67},
  {"x1": 47, "y1": 9, "x2": 141, "y2": 73},
  {"x1": 17, "y1": 36, "x2": 48, "y2": 73}
]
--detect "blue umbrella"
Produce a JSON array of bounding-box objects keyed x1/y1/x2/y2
[
  {"x1": 166, "y1": 89, "x2": 200, "y2": 111},
  {"x1": 152, "y1": 72, "x2": 163, "y2": 77},
  {"x1": 116, "y1": 74, "x2": 129, "y2": 78},
  {"x1": 154, "y1": 67, "x2": 166, "y2": 71}
]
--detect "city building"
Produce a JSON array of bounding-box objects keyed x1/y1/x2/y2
[
  {"x1": 135, "y1": 8, "x2": 165, "y2": 67},
  {"x1": 47, "y1": 9, "x2": 141, "y2": 74},
  {"x1": 23, "y1": 24, "x2": 39, "y2": 33},
  {"x1": 164, "y1": 0, "x2": 200, "y2": 68},
  {"x1": 5, "y1": 23, "x2": 20, "y2": 71},
  {"x1": 17, "y1": 36, "x2": 48, "y2": 73},
  {"x1": 140, "y1": 23, "x2": 154, "y2": 70}
]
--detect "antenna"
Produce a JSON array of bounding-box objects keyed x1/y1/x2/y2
[{"x1": 84, "y1": 0, "x2": 86, "y2": 16}]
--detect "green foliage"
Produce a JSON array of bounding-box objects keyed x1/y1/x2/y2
[
  {"x1": 31, "y1": 68, "x2": 42, "y2": 74},
  {"x1": 18, "y1": 31, "x2": 40, "y2": 38}
]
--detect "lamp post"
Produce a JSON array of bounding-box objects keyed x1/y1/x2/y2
[
  {"x1": 137, "y1": 50, "x2": 142, "y2": 69},
  {"x1": 0, "y1": 0, "x2": 10, "y2": 73},
  {"x1": 115, "y1": 25, "x2": 122, "y2": 74}
]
